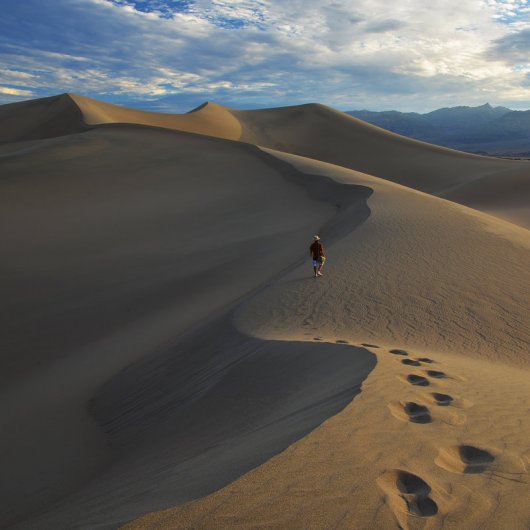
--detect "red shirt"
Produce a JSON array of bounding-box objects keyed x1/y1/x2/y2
[{"x1": 310, "y1": 241, "x2": 324, "y2": 260}]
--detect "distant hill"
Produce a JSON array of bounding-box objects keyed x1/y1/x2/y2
[{"x1": 347, "y1": 104, "x2": 530, "y2": 156}]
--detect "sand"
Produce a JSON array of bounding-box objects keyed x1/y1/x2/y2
[
  {"x1": 67, "y1": 94, "x2": 530, "y2": 228},
  {"x1": 0, "y1": 94, "x2": 528, "y2": 529}
]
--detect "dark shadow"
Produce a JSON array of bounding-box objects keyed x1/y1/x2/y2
[{"x1": 27, "y1": 318, "x2": 376, "y2": 529}]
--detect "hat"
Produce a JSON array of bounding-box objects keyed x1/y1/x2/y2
[{"x1": 314, "y1": 235, "x2": 320, "y2": 240}]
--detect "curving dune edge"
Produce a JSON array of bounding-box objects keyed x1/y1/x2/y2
[{"x1": 0, "y1": 94, "x2": 528, "y2": 530}]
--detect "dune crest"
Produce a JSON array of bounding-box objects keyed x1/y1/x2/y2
[
  {"x1": 124, "y1": 149, "x2": 530, "y2": 530},
  {"x1": 0, "y1": 94, "x2": 528, "y2": 529},
  {"x1": 68, "y1": 93, "x2": 242, "y2": 140},
  {"x1": 67, "y1": 93, "x2": 530, "y2": 228}
]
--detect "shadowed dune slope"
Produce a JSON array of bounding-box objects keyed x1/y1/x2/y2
[
  {"x1": 440, "y1": 165, "x2": 530, "y2": 227},
  {"x1": 0, "y1": 124, "x2": 374, "y2": 529},
  {"x1": 17, "y1": 324, "x2": 375, "y2": 530},
  {"x1": 0, "y1": 94, "x2": 85, "y2": 142}
]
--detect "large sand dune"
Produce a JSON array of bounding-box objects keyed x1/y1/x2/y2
[
  {"x1": 67, "y1": 93, "x2": 530, "y2": 227},
  {"x1": 0, "y1": 95, "x2": 529, "y2": 529},
  {"x1": 4, "y1": 93, "x2": 528, "y2": 227}
]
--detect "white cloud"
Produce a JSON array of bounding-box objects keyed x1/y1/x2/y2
[
  {"x1": 2, "y1": 0, "x2": 530, "y2": 109},
  {"x1": 0, "y1": 86, "x2": 35, "y2": 96}
]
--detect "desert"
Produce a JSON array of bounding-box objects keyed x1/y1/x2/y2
[{"x1": 0, "y1": 91, "x2": 528, "y2": 530}]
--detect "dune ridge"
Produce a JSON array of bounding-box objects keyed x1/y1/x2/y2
[
  {"x1": 0, "y1": 94, "x2": 528, "y2": 529},
  {"x1": 69, "y1": 93, "x2": 242, "y2": 140},
  {"x1": 0, "y1": 123, "x2": 376, "y2": 529},
  {"x1": 69, "y1": 93, "x2": 530, "y2": 228},
  {"x1": 3, "y1": 93, "x2": 528, "y2": 227},
  {"x1": 124, "y1": 148, "x2": 530, "y2": 530}
]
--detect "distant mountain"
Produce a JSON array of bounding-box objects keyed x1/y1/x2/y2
[
  {"x1": 423, "y1": 103, "x2": 511, "y2": 132},
  {"x1": 347, "y1": 104, "x2": 530, "y2": 156},
  {"x1": 348, "y1": 110, "x2": 437, "y2": 140}
]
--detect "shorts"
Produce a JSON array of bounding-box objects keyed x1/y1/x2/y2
[{"x1": 312, "y1": 258, "x2": 325, "y2": 267}]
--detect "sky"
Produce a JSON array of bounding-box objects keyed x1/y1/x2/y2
[{"x1": 1, "y1": 0, "x2": 530, "y2": 112}]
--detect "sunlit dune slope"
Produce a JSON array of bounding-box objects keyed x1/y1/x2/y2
[
  {"x1": 69, "y1": 93, "x2": 242, "y2": 140},
  {"x1": 237, "y1": 148, "x2": 530, "y2": 368}
]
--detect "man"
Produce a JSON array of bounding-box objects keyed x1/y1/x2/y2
[{"x1": 309, "y1": 235, "x2": 326, "y2": 277}]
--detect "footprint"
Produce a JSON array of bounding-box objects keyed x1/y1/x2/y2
[
  {"x1": 407, "y1": 374, "x2": 430, "y2": 386},
  {"x1": 336, "y1": 339, "x2": 349, "y2": 344},
  {"x1": 377, "y1": 470, "x2": 438, "y2": 522},
  {"x1": 401, "y1": 359, "x2": 421, "y2": 366},
  {"x1": 435, "y1": 445, "x2": 495, "y2": 474},
  {"x1": 390, "y1": 349, "x2": 408, "y2": 356},
  {"x1": 431, "y1": 392, "x2": 453, "y2": 406},
  {"x1": 404, "y1": 402, "x2": 432, "y2": 423},
  {"x1": 426, "y1": 370, "x2": 446, "y2": 379},
  {"x1": 313, "y1": 337, "x2": 322, "y2": 341},
  {"x1": 388, "y1": 401, "x2": 432, "y2": 424},
  {"x1": 417, "y1": 357, "x2": 434, "y2": 364},
  {"x1": 361, "y1": 343, "x2": 379, "y2": 348}
]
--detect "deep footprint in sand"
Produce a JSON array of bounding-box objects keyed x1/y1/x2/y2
[
  {"x1": 403, "y1": 402, "x2": 432, "y2": 423},
  {"x1": 431, "y1": 392, "x2": 454, "y2": 406},
  {"x1": 390, "y1": 349, "x2": 408, "y2": 356},
  {"x1": 417, "y1": 357, "x2": 434, "y2": 364},
  {"x1": 407, "y1": 374, "x2": 430, "y2": 386},
  {"x1": 435, "y1": 445, "x2": 495, "y2": 474},
  {"x1": 388, "y1": 401, "x2": 432, "y2": 424},
  {"x1": 361, "y1": 343, "x2": 380, "y2": 348},
  {"x1": 377, "y1": 469, "x2": 438, "y2": 522},
  {"x1": 426, "y1": 370, "x2": 446, "y2": 379},
  {"x1": 401, "y1": 358, "x2": 421, "y2": 366},
  {"x1": 336, "y1": 339, "x2": 349, "y2": 344}
]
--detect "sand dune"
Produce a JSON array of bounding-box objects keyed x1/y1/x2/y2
[
  {"x1": 125, "y1": 149, "x2": 530, "y2": 530},
  {"x1": 0, "y1": 95, "x2": 529, "y2": 529},
  {"x1": 440, "y1": 165, "x2": 530, "y2": 227},
  {"x1": 17, "y1": 323, "x2": 375, "y2": 529},
  {"x1": 5, "y1": 93, "x2": 528, "y2": 227},
  {"x1": 233, "y1": 105, "x2": 530, "y2": 228},
  {"x1": 69, "y1": 94, "x2": 530, "y2": 227},
  {"x1": 69, "y1": 93, "x2": 242, "y2": 140},
  {"x1": 0, "y1": 124, "x2": 372, "y2": 528},
  {"x1": 0, "y1": 94, "x2": 85, "y2": 143}
]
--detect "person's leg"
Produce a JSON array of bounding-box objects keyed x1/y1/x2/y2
[{"x1": 317, "y1": 259, "x2": 324, "y2": 275}]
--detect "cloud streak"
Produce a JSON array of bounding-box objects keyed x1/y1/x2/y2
[{"x1": 1, "y1": 0, "x2": 530, "y2": 111}]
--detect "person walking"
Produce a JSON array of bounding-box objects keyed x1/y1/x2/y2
[{"x1": 309, "y1": 235, "x2": 326, "y2": 277}]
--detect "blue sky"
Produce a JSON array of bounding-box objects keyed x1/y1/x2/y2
[{"x1": 1, "y1": 0, "x2": 530, "y2": 112}]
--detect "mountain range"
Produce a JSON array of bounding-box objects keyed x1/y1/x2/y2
[{"x1": 347, "y1": 103, "x2": 530, "y2": 156}]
